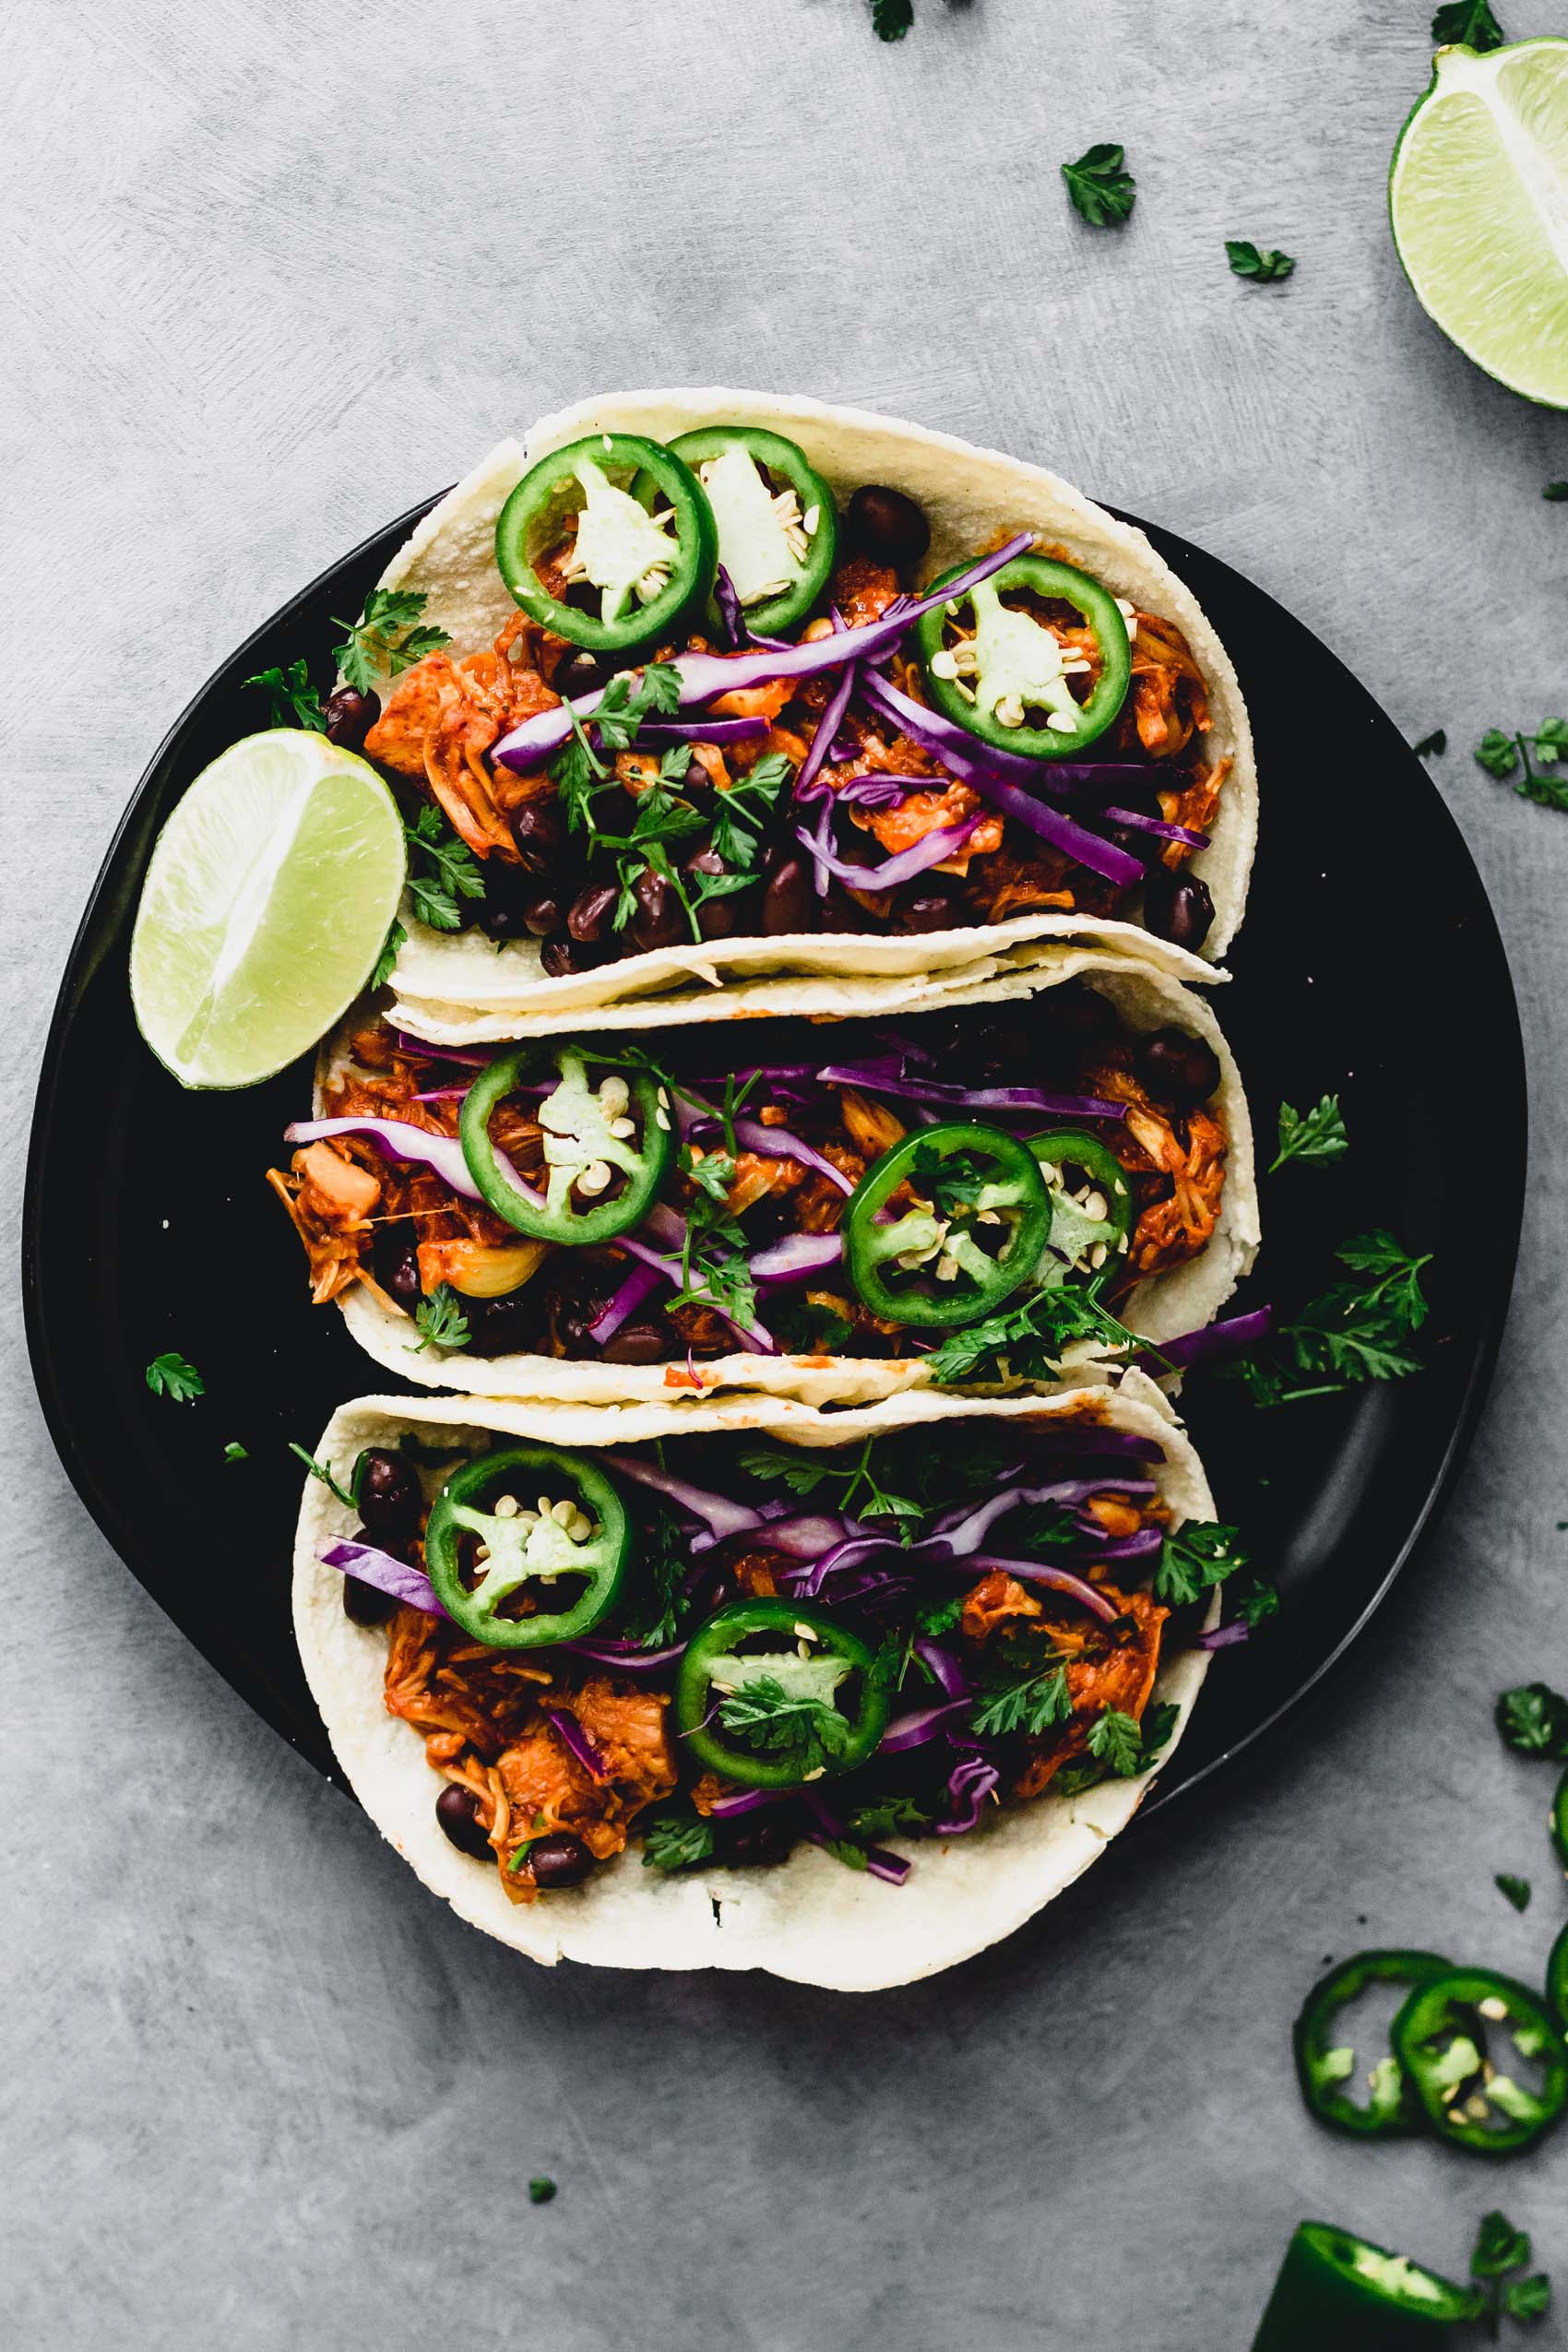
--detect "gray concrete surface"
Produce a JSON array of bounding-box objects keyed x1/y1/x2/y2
[{"x1": 6, "y1": 1, "x2": 1568, "y2": 2344}]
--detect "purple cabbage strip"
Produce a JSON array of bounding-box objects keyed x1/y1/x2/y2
[
  {"x1": 560, "y1": 1637, "x2": 688, "y2": 1673},
  {"x1": 1195, "y1": 1621, "x2": 1250, "y2": 1651},
  {"x1": 1152, "y1": 1306, "x2": 1274, "y2": 1371},
  {"x1": 814, "y1": 1065, "x2": 1127, "y2": 1123},
  {"x1": 320, "y1": 1539, "x2": 445, "y2": 1618},
  {"x1": 1099, "y1": 804, "x2": 1210, "y2": 849},
  {"x1": 586, "y1": 1258, "x2": 667, "y2": 1347},
  {"x1": 961, "y1": 1556, "x2": 1120, "y2": 1620},
  {"x1": 603, "y1": 1453, "x2": 766, "y2": 1540},
  {"x1": 546, "y1": 1709, "x2": 610, "y2": 1782},
  {"x1": 491, "y1": 534, "x2": 1035, "y2": 769},
  {"x1": 794, "y1": 814, "x2": 980, "y2": 895},
  {"x1": 913, "y1": 1638, "x2": 972, "y2": 1701},
  {"x1": 934, "y1": 1478, "x2": 1157, "y2": 1554},
  {"x1": 636, "y1": 717, "x2": 769, "y2": 746},
  {"x1": 1088, "y1": 1526, "x2": 1164, "y2": 1564},
  {"x1": 714, "y1": 564, "x2": 743, "y2": 649},
  {"x1": 285, "y1": 1115, "x2": 484, "y2": 1202},
  {"x1": 794, "y1": 648, "x2": 861, "y2": 801},
  {"x1": 857, "y1": 670, "x2": 1145, "y2": 890},
  {"x1": 708, "y1": 1785, "x2": 794, "y2": 1820},
  {"x1": 879, "y1": 1698, "x2": 974, "y2": 1753},
  {"x1": 803, "y1": 1828, "x2": 911, "y2": 1886},
  {"x1": 747, "y1": 1231, "x2": 844, "y2": 1284},
  {"x1": 728, "y1": 1115, "x2": 855, "y2": 1196},
  {"x1": 934, "y1": 1752, "x2": 1001, "y2": 1836}
]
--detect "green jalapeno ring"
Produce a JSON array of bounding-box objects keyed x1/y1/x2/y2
[
  {"x1": 1252, "y1": 2223, "x2": 1481, "y2": 2349},
  {"x1": 664, "y1": 426, "x2": 837, "y2": 639},
  {"x1": 1391, "y1": 1966, "x2": 1568, "y2": 2155},
  {"x1": 675, "y1": 1599, "x2": 888, "y2": 1789},
  {"x1": 494, "y1": 433, "x2": 718, "y2": 654},
  {"x1": 424, "y1": 1443, "x2": 631, "y2": 1650},
  {"x1": 1291, "y1": 1948, "x2": 1453, "y2": 2140},
  {"x1": 1026, "y1": 1127, "x2": 1137, "y2": 1276},
  {"x1": 841, "y1": 1119, "x2": 1052, "y2": 1329},
  {"x1": 458, "y1": 1043, "x2": 672, "y2": 1245},
  {"x1": 1548, "y1": 1918, "x2": 1568, "y2": 2035},
  {"x1": 1551, "y1": 1764, "x2": 1568, "y2": 1873},
  {"x1": 914, "y1": 553, "x2": 1132, "y2": 762}
]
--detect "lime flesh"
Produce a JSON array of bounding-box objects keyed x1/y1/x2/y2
[
  {"x1": 130, "y1": 729, "x2": 406, "y2": 1088},
  {"x1": 1391, "y1": 38, "x2": 1568, "y2": 408}
]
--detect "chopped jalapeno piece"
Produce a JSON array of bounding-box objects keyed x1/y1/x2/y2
[
  {"x1": 915, "y1": 552, "x2": 1132, "y2": 761},
  {"x1": 424, "y1": 1443, "x2": 630, "y2": 1649},
  {"x1": 667, "y1": 426, "x2": 837, "y2": 638},
  {"x1": 1392, "y1": 1966, "x2": 1568, "y2": 2154},
  {"x1": 1027, "y1": 1127, "x2": 1137, "y2": 1275},
  {"x1": 1292, "y1": 1949, "x2": 1452, "y2": 2138},
  {"x1": 1251, "y1": 2222, "x2": 1480, "y2": 2348},
  {"x1": 459, "y1": 1044, "x2": 672, "y2": 1245},
  {"x1": 1552, "y1": 1764, "x2": 1568, "y2": 1874},
  {"x1": 1548, "y1": 1918, "x2": 1568, "y2": 2035},
  {"x1": 495, "y1": 433, "x2": 717, "y2": 654},
  {"x1": 674, "y1": 1600, "x2": 888, "y2": 1789},
  {"x1": 841, "y1": 1119, "x2": 1051, "y2": 1328}
]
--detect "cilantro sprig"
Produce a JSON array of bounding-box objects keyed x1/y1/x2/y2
[
  {"x1": 1476, "y1": 720, "x2": 1568, "y2": 811},
  {"x1": 244, "y1": 659, "x2": 326, "y2": 731},
  {"x1": 716, "y1": 1676, "x2": 853, "y2": 1778},
  {"x1": 145, "y1": 1351, "x2": 204, "y2": 1403},
  {"x1": 1431, "y1": 0, "x2": 1506, "y2": 50},
  {"x1": 1495, "y1": 1681, "x2": 1568, "y2": 1760},
  {"x1": 1226, "y1": 240, "x2": 1295, "y2": 283},
  {"x1": 924, "y1": 1280, "x2": 1146, "y2": 1387},
  {"x1": 1270, "y1": 1093, "x2": 1348, "y2": 1173},
  {"x1": 404, "y1": 804, "x2": 485, "y2": 932},
  {"x1": 1062, "y1": 143, "x2": 1135, "y2": 228},
  {"x1": 1154, "y1": 1521, "x2": 1249, "y2": 1608},
  {"x1": 333, "y1": 588, "x2": 450, "y2": 694},
  {"x1": 1221, "y1": 1229, "x2": 1431, "y2": 1408},
  {"x1": 413, "y1": 1283, "x2": 471, "y2": 1353},
  {"x1": 1468, "y1": 2209, "x2": 1550, "y2": 2334},
  {"x1": 970, "y1": 1661, "x2": 1072, "y2": 1740},
  {"x1": 289, "y1": 1443, "x2": 357, "y2": 1511},
  {"x1": 640, "y1": 1806, "x2": 716, "y2": 1872},
  {"x1": 870, "y1": 0, "x2": 913, "y2": 34},
  {"x1": 737, "y1": 1435, "x2": 921, "y2": 1529}
]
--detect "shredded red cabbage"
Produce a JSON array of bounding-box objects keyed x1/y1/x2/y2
[
  {"x1": 728, "y1": 1114, "x2": 855, "y2": 1195},
  {"x1": 814, "y1": 1065, "x2": 1127, "y2": 1123},
  {"x1": 934, "y1": 1478, "x2": 1157, "y2": 1553},
  {"x1": 913, "y1": 1638, "x2": 972, "y2": 1700},
  {"x1": 793, "y1": 650, "x2": 861, "y2": 801},
  {"x1": 1153, "y1": 1306, "x2": 1273, "y2": 1370},
  {"x1": 546, "y1": 1708, "x2": 610, "y2": 1781},
  {"x1": 934, "y1": 1752, "x2": 1001, "y2": 1835},
  {"x1": 747, "y1": 1231, "x2": 844, "y2": 1284},
  {"x1": 1196, "y1": 1621, "x2": 1250, "y2": 1651},
  {"x1": 560, "y1": 1636, "x2": 688, "y2": 1673},
  {"x1": 636, "y1": 717, "x2": 769, "y2": 746},
  {"x1": 714, "y1": 564, "x2": 743, "y2": 649},
  {"x1": 708, "y1": 1785, "x2": 793, "y2": 1820},
  {"x1": 587, "y1": 1258, "x2": 666, "y2": 1346},
  {"x1": 1099, "y1": 804, "x2": 1211, "y2": 849},
  {"x1": 794, "y1": 814, "x2": 980, "y2": 895},
  {"x1": 285, "y1": 1116, "x2": 485, "y2": 1201},
  {"x1": 960, "y1": 1556, "x2": 1120, "y2": 1620},
  {"x1": 320, "y1": 1539, "x2": 445, "y2": 1616},
  {"x1": 880, "y1": 1698, "x2": 974, "y2": 1753}
]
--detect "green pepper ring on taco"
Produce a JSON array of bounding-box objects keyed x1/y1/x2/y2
[
  {"x1": 267, "y1": 948, "x2": 1258, "y2": 1410},
  {"x1": 322, "y1": 389, "x2": 1254, "y2": 1034},
  {"x1": 293, "y1": 1379, "x2": 1230, "y2": 1990}
]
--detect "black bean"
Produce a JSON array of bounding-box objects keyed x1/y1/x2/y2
[
  {"x1": 900, "y1": 887, "x2": 961, "y2": 934},
  {"x1": 1143, "y1": 868, "x2": 1215, "y2": 953},
  {"x1": 435, "y1": 1784, "x2": 493, "y2": 1861},
  {"x1": 760, "y1": 851, "x2": 817, "y2": 935},
  {"x1": 529, "y1": 1831, "x2": 595, "y2": 1889},
  {"x1": 600, "y1": 1320, "x2": 669, "y2": 1365},
  {"x1": 373, "y1": 1220, "x2": 422, "y2": 1313},
  {"x1": 509, "y1": 800, "x2": 564, "y2": 869},
  {"x1": 521, "y1": 891, "x2": 563, "y2": 939},
  {"x1": 342, "y1": 1544, "x2": 398, "y2": 1626},
  {"x1": 555, "y1": 649, "x2": 612, "y2": 699},
  {"x1": 323, "y1": 686, "x2": 380, "y2": 749},
  {"x1": 719, "y1": 1814, "x2": 794, "y2": 1869},
  {"x1": 628, "y1": 868, "x2": 684, "y2": 953},
  {"x1": 820, "y1": 883, "x2": 878, "y2": 934},
  {"x1": 353, "y1": 1448, "x2": 422, "y2": 1548},
  {"x1": 683, "y1": 847, "x2": 748, "y2": 940},
  {"x1": 846, "y1": 484, "x2": 930, "y2": 571},
  {"x1": 1133, "y1": 1027, "x2": 1222, "y2": 1112},
  {"x1": 567, "y1": 884, "x2": 620, "y2": 944},
  {"x1": 464, "y1": 1291, "x2": 542, "y2": 1355}
]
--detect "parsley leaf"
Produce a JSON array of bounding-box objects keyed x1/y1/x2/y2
[
  {"x1": 1226, "y1": 240, "x2": 1295, "y2": 282},
  {"x1": 1545, "y1": 482, "x2": 1568, "y2": 503},
  {"x1": 146, "y1": 1351, "x2": 204, "y2": 1404},
  {"x1": 1470, "y1": 2207, "x2": 1550, "y2": 2334},
  {"x1": 916, "y1": 1594, "x2": 966, "y2": 1637},
  {"x1": 737, "y1": 1435, "x2": 919, "y2": 1529},
  {"x1": 1270, "y1": 1094, "x2": 1348, "y2": 1172},
  {"x1": 1505, "y1": 2275, "x2": 1551, "y2": 2322},
  {"x1": 333, "y1": 588, "x2": 450, "y2": 694},
  {"x1": 1413, "y1": 728, "x2": 1447, "y2": 757},
  {"x1": 222, "y1": 1441, "x2": 248, "y2": 1465},
  {"x1": 1235, "y1": 1575, "x2": 1281, "y2": 1629},
  {"x1": 870, "y1": 0, "x2": 914, "y2": 35},
  {"x1": 1062, "y1": 143, "x2": 1136, "y2": 228},
  {"x1": 244, "y1": 658, "x2": 326, "y2": 731},
  {"x1": 640, "y1": 1807, "x2": 717, "y2": 1872},
  {"x1": 1495, "y1": 1681, "x2": 1568, "y2": 1759},
  {"x1": 717, "y1": 1676, "x2": 853, "y2": 1777},
  {"x1": 1496, "y1": 1872, "x2": 1532, "y2": 1913},
  {"x1": 1222, "y1": 1229, "x2": 1431, "y2": 1408},
  {"x1": 768, "y1": 1296, "x2": 855, "y2": 1354},
  {"x1": 413, "y1": 1283, "x2": 471, "y2": 1353},
  {"x1": 1154, "y1": 1521, "x2": 1249, "y2": 1607},
  {"x1": 1431, "y1": 0, "x2": 1506, "y2": 50},
  {"x1": 1474, "y1": 2213, "x2": 1533, "y2": 2281},
  {"x1": 372, "y1": 919, "x2": 406, "y2": 991},
  {"x1": 403, "y1": 805, "x2": 485, "y2": 932},
  {"x1": 709, "y1": 753, "x2": 794, "y2": 873},
  {"x1": 970, "y1": 1662, "x2": 1072, "y2": 1740},
  {"x1": 288, "y1": 1443, "x2": 357, "y2": 1511},
  {"x1": 1087, "y1": 1706, "x2": 1146, "y2": 1776},
  {"x1": 1476, "y1": 720, "x2": 1568, "y2": 811},
  {"x1": 528, "y1": 2177, "x2": 557, "y2": 2205},
  {"x1": 925, "y1": 1279, "x2": 1145, "y2": 1386},
  {"x1": 844, "y1": 1793, "x2": 935, "y2": 1842}
]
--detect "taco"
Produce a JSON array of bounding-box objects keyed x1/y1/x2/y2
[
  {"x1": 293, "y1": 1379, "x2": 1244, "y2": 1988},
  {"x1": 320, "y1": 391, "x2": 1254, "y2": 1031},
  {"x1": 268, "y1": 947, "x2": 1258, "y2": 1408}
]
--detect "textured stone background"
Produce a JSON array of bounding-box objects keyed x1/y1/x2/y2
[{"x1": 7, "y1": 1, "x2": 1568, "y2": 2344}]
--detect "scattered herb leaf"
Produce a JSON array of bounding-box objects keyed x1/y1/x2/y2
[
  {"x1": 1431, "y1": 0, "x2": 1506, "y2": 50},
  {"x1": 528, "y1": 2177, "x2": 557, "y2": 2206},
  {"x1": 413, "y1": 1283, "x2": 471, "y2": 1353},
  {"x1": 1495, "y1": 1682, "x2": 1568, "y2": 1760},
  {"x1": 146, "y1": 1351, "x2": 204, "y2": 1404},
  {"x1": 333, "y1": 588, "x2": 450, "y2": 695},
  {"x1": 222, "y1": 1441, "x2": 248, "y2": 1466},
  {"x1": 1496, "y1": 1873, "x2": 1532, "y2": 1913},
  {"x1": 870, "y1": 0, "x2": 914, "y2": 34},
  {"x1": 1154, "y1": 1521, "x2": 1250, "y2": 1607},
  {"x1": 289, "y1": 1443, "x2": 357, "y2": 1511},
  {"x1": 1270, "y1": 1094, "x2": 1348, "y2": 1173},
  {"x1": 1222, "y1": 1229, "x2": 1431, "y2": 1408},
  {"x1": 1062, "y1": 143, "x2": 1136, "y2": 228},
  {"x1": 1413, "y1": 729, "x2": 1447, "y2": 757},
  {"x1": 1226, "y1": 240, "x2": 1295, "y2": 282},
  {"x1": 641, "y1": 1807, "x2": 718, "y2": 1871},
  {"x1": 244, "y1": 659, "x2": 326, "y2": 732}
]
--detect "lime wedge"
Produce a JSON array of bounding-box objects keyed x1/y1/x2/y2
[
  {"x1": 130, "y1": 729, "x2": 405, "y2": 1088},
  {"x1": 1391, "y1": 38, "x2": 1568, "y2": 409}
]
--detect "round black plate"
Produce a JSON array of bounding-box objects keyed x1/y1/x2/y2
[{"x1": 22, "y1": 495, "x2": 1525, "y2": 1804}]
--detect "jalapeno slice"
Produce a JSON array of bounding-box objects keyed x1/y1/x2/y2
[
  {"x1": 494, "y1": 433, "x2": 718, "y2": 654},
  {"x1": 1552, "y1": 1764, "x2": 1568, "y2": 1873},
  {"x1": 424, "y1": 1444, "x2": 630, "y2": 1649},
  {"x1": 1391, "y1": 1966, "x2": 1568, "y2": 2154},
  {"x1": 915, "y1": 553, "x2": 1132, "y2": 761},
  {"x1": 1548, "y1": 1918, "x2": 1568, "y2": 2034},
  {"x1": 459, "y1": 1044, "x2": 672, "y2": 1245},
  {"x1": 842, "y1": 1120, "x2": 1051, "y2": 1328},
  {"x1": 674, "y1": 1600, "x2": 888, "y2": 1788},
  {"x1": 1027, "y1": 1128, "x2": 1137, "y2": 1277},
  {"x1": 1292, "y1": 1949, "x2": 1453, "y2": 2138},
  {"x1": 1251, "y1": 2223, "x2": 1479, "y2": 2349},
  {"x1": 665, "y1": 426, "x2": 837, "y2": 638}
]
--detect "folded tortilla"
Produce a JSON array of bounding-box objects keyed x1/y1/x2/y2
[
  {"x1": 323, "y1": 943, "x2": 1258, "y2": 1407},
  {"x1": 373, "y1": 390, "x2": 1256, "y2": 1032},
  {"x1": 294, "y1": 1375, "x2": 1217, "y2": 1990}
]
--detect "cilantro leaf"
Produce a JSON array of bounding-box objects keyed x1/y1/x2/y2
[
  {"x1": 146, "y1": 1351, "x2": 204, "y2": 1404},
  {"x1": 640, "y1": 1807, "x2": 717, "y2": 1872},
  {"x1": 870, "y1": 0, "x2": 914, "y2": 35},
  {"x1": 916, "y1": 1594, "x2": 965, "y2": 1637},
  {"x1": 1477, "y1": 728, "x2": 1522, "y2": 779},
  {"x1": 1226, "y1": 240, "x2": 1295, "y2": 282},
  {"x1": 844, "y1": 1793, "x2": 935, "y2": 1842},
  {"x1": 709, "y1": 753, "x2": 794, "y2": 873},
  {"x1": 736, "y1": 1443, "x2": 832, "y2": 1499},
  {"x1": 372, "y1": 919, "x2": 406, "y2": 991},
  {"x1": 1476, "y1": 721, "x2": 1568, "y2": 811},
  {"x1": 1495, "y1": 1681, "x2": 1568, "y2": 1759},
  {"x1": 1412, "y1": 729, "x2": 1447, "y2": 757},
  {"x1": 288, "y1": 1442, "x2": 357, "y2": 1511},
  {"x1": 1062, "y1": 143, "x2": 1136, "y2": 228},
  {"x1": 716, "y1": 1675, "x2": 853, "y2": 1777},
  {"x1": 925, "y1": 1279, "x2": 1144, "y2": 1386},
  {"x1": 1504, "y1": 2275, "x2": 1551, "y2": 2322},
  {"x1": 1496, "y1": 1872, "x2": 1532, "y2": 1913},
  {"x1": 1235, "y1": 1575, "x2": 1281, "y2": 1629},
  {"x1": 1431, "y1": 0, "x2": 1506, "y2": 49},
  {"x1": 528, "y1": 2177, "x2": 557, "y2": 2205},
  {"x1": 1474, "y1": 2213, "x2": 1533, "y2": 2281},
  {"x1": 1087, "y1": 1706, "x2": 1146, "y2": 1776},
  {"x1": 616, "y1": 1503, "x2": 692, "y2": 1652},
  {"x1": 970, "y1": 1662, "x2": 1072, "y2": 1740},
  {"x1": 1222, "y1": 1229, "x2": 1431, "y2": 1408},
  {"x1": 1270, "y1": 1094, "x2": 1348, "y2": 1172},
  {"x1": 1545, "y1": 482, "x2": 1568, "y2": 503},
  {"x1": 333, "y1": 588, "x2": 450, "y2": 694},
  {"x1": 413, "y1": 1283, "x2": 471, "y2": 1353},
  {"x1": 403, "y1": 805, "x2": 485, "y2": 932},
  {"x1": 222, "y1": 1441, "x2": 248, "y2": 1465},
  {"x1": 244, "y1": 659, "x2": 326, "y2": 732},
  {"x1": 1155, "y1": 1521, "x2": 1249, "y2": 1607}
]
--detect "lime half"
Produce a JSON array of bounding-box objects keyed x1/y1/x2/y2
[
  {"x1": 130, "y1": 729, "x2": 405, "y2": 1088},
  {"x1": 1391, "y1": 38, "x2": 1568, "y2": 408}
]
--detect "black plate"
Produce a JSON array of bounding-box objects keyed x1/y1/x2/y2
[{"x1": 22, "y1": 494, "x2": 1526, "y2": 1804}]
